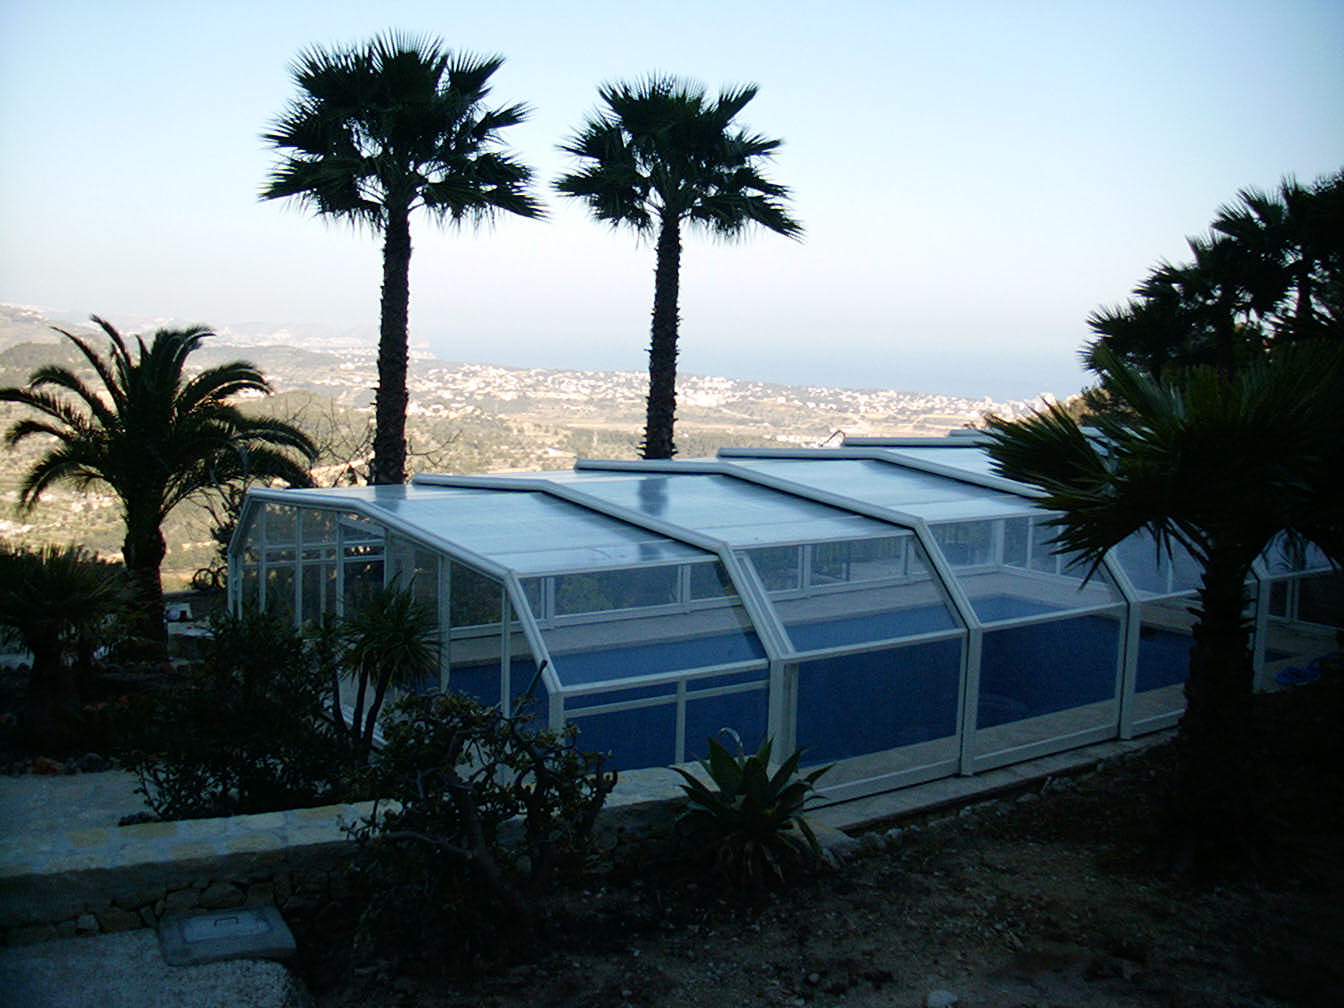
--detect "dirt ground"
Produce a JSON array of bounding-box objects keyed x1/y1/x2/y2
[{"x1": 308, "y1": 668, "x2": 1344, "y2": 1008}]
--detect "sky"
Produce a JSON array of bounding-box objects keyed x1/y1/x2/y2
[{"x1": 1, "y1": 1, "x2": 1341, "y2": 401}]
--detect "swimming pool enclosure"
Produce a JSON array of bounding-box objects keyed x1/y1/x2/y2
[{"x1": 228, "y1": 438, "x2": 1340, "y2": 800}]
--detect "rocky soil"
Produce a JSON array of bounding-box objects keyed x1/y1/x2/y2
[{"x1": 309, "y1": 668, "x2": 1344, "y2": 1008}]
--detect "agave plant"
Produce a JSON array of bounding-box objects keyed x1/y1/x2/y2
[{"x1": 673, "y1": 733, "x2": 830, "y2": 885}]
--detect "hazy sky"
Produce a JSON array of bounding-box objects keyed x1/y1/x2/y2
[{"x1": 1, "y1": 1, "x2": 1341, "y2": 400}]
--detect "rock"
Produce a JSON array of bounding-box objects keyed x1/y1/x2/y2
[
  {"x1": 163, "y1": 889, "x2": 200, "y2": 913},
  {"x1": 31, "y1": 758, "x2": 64, "y2": 776},
  {"x1": 926, "y1": 990, "x2": 959, "y2": 1007},
  {"x1": 75, "y1": 914, "x2": 99, "y2": 935},
  {"x1": 197, "y1": 882, "x2": 245, "y2": 910},
  {"x1": 95, "y1": 906, "x2": 141, "y2": 933}
]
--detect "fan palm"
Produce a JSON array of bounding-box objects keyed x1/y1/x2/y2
[
  {"x1": 263, "y1": 34, "x2": 542, "y2": 485},
  {"x1": 556, "y1": 77, "x2": 801, "y2": 459},
  {"x1": 1085, "y1": 170, "x2": 1343, "y2": 379},
  {"x1": 1212, "y1": 172, "x2": 1344, "y2": 343},
  {"x1": 0, "y1": 544, "x2": 131, "y2": 737},
  {"x1": 0, "y1": 317, "x2": 317, "y2": 651},
  {"x1": 341, "y1": 583, "x2": 439, "y2": 757},
  {"x1": 985, "y1": 342, "x2": 1344, "y2": 867}
]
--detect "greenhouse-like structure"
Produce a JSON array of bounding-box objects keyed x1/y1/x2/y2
[{"x1": 228, "y1": 437, "x2": 1341, "y2": 801}]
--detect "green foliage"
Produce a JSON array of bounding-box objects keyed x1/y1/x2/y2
[
  {"x1": 127, "y1": 607, "x2": 350, "y2": 819},
  {"x1": 556, "y1": 75, "x2": 801, "y2": 460},
  {"x1": 0, "y1": 544, "x2": 132, "y2": 743},
  {"x1": 339, "y1": 582, "x2": 440, "y2": 756},
  {"x1": 985, "y1": 340, "x2": 1344, "y2": 871},
  {"x1": 673, "y1": 734, "x2": 830, "y2": 886},
  {"x1": 347, "y1": 691, "x2": 616, "y2": 971},
  {"x1": 1085, "y1": 169, "x2": 1342, "y2": 380},
  {"x1": 263, "y1": 32, "x2": 541, "y2": 485},
  {"x1": 0, "y1": 316, "x2": 316, "y2": 647}
]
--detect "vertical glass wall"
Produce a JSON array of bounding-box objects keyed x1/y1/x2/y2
[
  {"x1": 742, "y1": 533, "x2": 964, "y2": 789},
  {"x1": 521, "y1": 557, "x2": 769, "y2": 769},
  {"x1": 1111, "y1": 532, "x2": 1202, "y2": 729},
  {"x1": 930, "y1": 515, "x2": 1125, "y2": 768}
]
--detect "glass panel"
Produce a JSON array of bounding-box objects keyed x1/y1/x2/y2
[
  {"x1": 568, "y1": 702, "x2": 678, "y2": 772},
  {"x1": 746, "y1": 545, "x2": 801, "y2": 592},
  {"x1": 795, "y1": 639, "x2": 962, "y2": 763},
  {"x1": 931, "y1": 521, "x2": 994, "y2": 567},
  {"x1": 343, "y1": 554, "x2": 383, "y2": 610},
  {"x1": 1261, "y1": 536, "x2": 1333, "y2": 575},
  {"x1": 1002, "y1": 518, "x2": 1030, "y2": 568},
  {"x1": 746, "y1": 535, "x2": 958, "y2": 652},
  {"x1": 300, "y1": 561, "x2": 337, "y2": 624},
  {"x1": 947, "y1": 516, "x2": 1122, "y2": 623},
  {"x1": 684, "y1": 686, "x2": 770, "y2": 763},
  {"x1": 300, "y1": 508, "x2": 337, "y2": 546},
  {"x1": 810, "y1": 537, "x2": 906, "y2": 586},
  {"x1": 264, "y1": 564, "x2": 295, "y2": 623},
  {"x1": 1298, "y1": 572, "x2": 1344, "y2": 627},
  {"x1": 509, "y1": 635, "x2": 547, "y2": 714},
  {"x1": 689, "y1": 560, "x2": 737, "y2": 601},
  {"x1": 1112, "y1": 531, "x2": 1202, "y2": 597},
  {"x1": 1028, "y1": 522, "x2": 1060, "y2": 574},
  {"x1": 449, "y1": 561, "x2": 503, "y2": 628},
  {"x1": 1131, "y1": 597, "x2": 1193, "y2": 726},
  {"x1": 976, "y1": 613, "x2": 1122, "y2": 749},
  {"x1": 446, "y1": 562, "x2": 505, "y2": 707},
  {"x1": 541, "y1": 607, "x2": 765, "y2": 686},
  {"x1": 264, "y1": 503, "x2": 297, "y2": 546},
  {"x1": 239, "y1": 564, "x2": 259, "y2": 610},
  {"x1": 554, "y1": 565, "x2": 679, "y2": 616},
  {"x1": 339, "y1": 512, "x2": 382, "y2": 544}
]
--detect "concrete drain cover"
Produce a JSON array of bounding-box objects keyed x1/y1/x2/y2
[{"x1": 157, "y1": 905, "x2": 296, "y2": 966}]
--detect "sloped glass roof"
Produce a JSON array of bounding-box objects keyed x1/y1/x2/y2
[
  {"x1": 722, "y1": 458, "x2": 1040, "y2": 522},
  {"x1": 880, "y1": 445, "x2": 1002, "y2": 478},
  {"x1": 270, "y1": 484, "x2": 707, "y2": 574},
  {"x1": 545, "y1": 469, "x2": 908, "y2": 545}
]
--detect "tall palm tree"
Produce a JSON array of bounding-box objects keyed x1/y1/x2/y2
[
  {"x1": 1212, "y1": 172, "x2": 1344, "y2": 343},
  {"x1": 556, "y1": 77, "x2": 801, "y2": 459},
  {"x1": 985, "y1": 342, "x2": 1344, "y2": 868},
  {"x1": 0, "y1": 317, "x2": 317, "y2": 650},
  {"x1": 263, "y1": 34, "x2": 542, "y2": 485},
  {"x1": 1086, "y1": 170, "x2": 1343, "y2": 379}
]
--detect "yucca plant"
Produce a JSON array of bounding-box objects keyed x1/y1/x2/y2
[{"x1": 673, "y1": 733, "x2": 830, "y2": 885}]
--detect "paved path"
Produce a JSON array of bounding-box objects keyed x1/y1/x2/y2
[{"x1": 0, "y1": 771, "x2": 150, "y2": 838}]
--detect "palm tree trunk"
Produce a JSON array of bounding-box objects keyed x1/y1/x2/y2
[
  {"x1": 123, "y1": 523, "x2": 168, "y2": 658},
  {"x1": 1170, "y1": 550, "x2": 1256, "y2": 869},
  {"x1": 641, "y1": 211, "x2": 682, "y2": 460},
  {"x1": 372, "y1": 204, "x2": 412, "y2": 485}
]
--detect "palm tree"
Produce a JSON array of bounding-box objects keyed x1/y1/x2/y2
[
  {"x1": 341, "y1": 583, "x2": 439, "y2": 757},
  {"x1": 984, "y1": 342, "x2": 1344, "y2": 868},
  {"x1": 263, "y1": 33, "x2": 542, "y2": 485},
  {"x1": 0, "y1": 317, "x2": 317, "y2": 651},
  {"x1": 1212, "y1": 172, "x2": 1344, "y2": 343},
  {"x1": 1085, "y1": 170, "x2": 1343, "y2": 379},
  {"x1": 556, "y1": 77, "x2": 801, "y2": 459},
  {"x1": 0, "y1": 544, "x2": 131, "y2": 741}
]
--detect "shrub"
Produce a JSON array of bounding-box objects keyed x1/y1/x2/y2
[
  {"x1": 348, "y1": 691, "x2": 616, "y2": 971},
  {"x1": 673, "y1": 733, "x2": 830, "y2": 886},
  {"x1": 126, "y1": 607, "x2": 352, "y2": 819}
]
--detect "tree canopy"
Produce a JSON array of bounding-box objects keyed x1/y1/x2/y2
[
  {"x1": 556, "y1": 76, "x2": 801, "y2": 459},
  {"x1": 263, "y1": 33, "x2": 542, "y2": 484},
  {"x1": 1085, "y1": 169, "x2": 1343, "y2": 379},
  {"x1": 0, "y1": 317, "x2": 316, "y2": 649}
]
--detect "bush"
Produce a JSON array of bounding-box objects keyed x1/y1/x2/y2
[
  {"x1": 126, "y1": 607, "x2": 353, "y2": 819},
  {"x1": 673, "y1": 733, "x2": 830, "y2": 886},
  {"x1": 348, "y1": 691, "x2": 616, "y2": 971}
]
